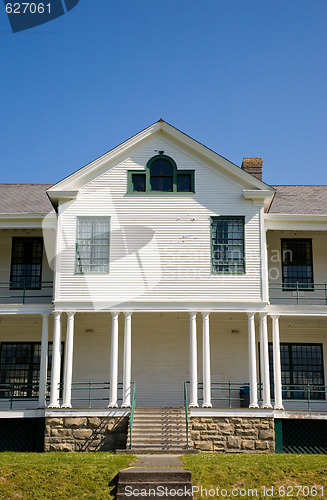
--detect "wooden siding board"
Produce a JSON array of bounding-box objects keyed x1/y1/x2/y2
[{"x1": 56, "y1": 137, "x2": 263, "y2": 303}]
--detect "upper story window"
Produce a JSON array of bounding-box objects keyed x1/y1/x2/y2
[
  {"x1": 76, "y1": 217, "x2": 110, "y2": 274},
  {"x1": 211, "y1": 216, "x2": 245, "y2": 274},
  {"x1": 10, "y1": 237, "x2": 43, "y2": 290},
  {"x1": 128, "y1": 152, "x2": 195, "y2": 193},
  {"x1": 281, "y1": 239, "x2": 313, "y2": 290}
]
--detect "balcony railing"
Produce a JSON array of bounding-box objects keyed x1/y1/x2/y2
[
  {"x1": 269, "y1": 282, "x2": 327, "y2": 306},
  {"x1": 0, "y1": 281, "x2": 53, "y2": 304}
]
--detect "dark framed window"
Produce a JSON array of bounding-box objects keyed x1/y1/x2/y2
[
  {"x1": 0, "y1": 342, "x2": 64, "y2": 398},
  {"x1": 10, "y1": 237, "x2": 43, "y2": 290},
  {"x1": 211, "y1": 216, "x2": 245, "y2": 274},
  {"x1": 281, "y1": 239, "x2": 313, "y2": 290},
  {"x1": 76, "y1": 217, "x2": 110, "y2": 273},
  {"x1": 127, "y1": 153, "x2": 195, "y2": 193},
  {"x1": 268, "y1": 343, "x2": 324, "y2": 400}
]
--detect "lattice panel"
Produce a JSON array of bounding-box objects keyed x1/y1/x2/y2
[
  {"x1": 282, "y1": 419, "x2": 327, "y2": 454},
  {"x1": 0, "y1": 418, "x2": 45, "y2": 452}
]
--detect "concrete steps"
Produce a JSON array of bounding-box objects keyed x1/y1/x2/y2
[
  {"x1": 127, "y1": 407, "x2": 188, "y2": 451},
  {"x1": 116, "y1": 467, "x2": 193, "y2": 499}
]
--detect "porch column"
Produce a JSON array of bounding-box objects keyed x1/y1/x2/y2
[
  {"x1": 248, "y1": 313, "x2": 259, "y2": 408},
  {"x1": 202, "y1": 312, "x2": 212, "y2": 408},
  {"x1": 122, "y1": 312, "x2": 132, "y2": 408},
  {"x1": 38, "y1": 314, "x2": 49, "y2": 408},
  {"x1": 189, "y1": 312, "x2": 198, "y2": 407},
  {"x1": 271, "y1": 315, "x2": 284, "y2": 410},
  {"x1": 62, "y1": 312, "x2": 75, "y2": 408},
  {"x1": 108, "y1": 312, "x2": 119, "y2": 408},
  {"x1": 260, "y1": 313, "x2": 272, "y2": 409},
  {"x1": 49, "y1": 312, "x2": 62, "y2": 408}
]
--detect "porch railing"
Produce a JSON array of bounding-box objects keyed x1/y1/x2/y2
[
  {"x1": 0, "y1": 280, "x2": 53, "y2": 304},
  {"x1": 0, "y1": 381, "x2": 126, "y2": 409},
  {"x1": 269, "y1": 282, "x2": 327, "y2": 305},
  {"x1": 184, "y1": 381, "x2": 327, "y2": 412}
]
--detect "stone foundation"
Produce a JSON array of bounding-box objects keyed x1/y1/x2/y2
[
  {"x1": 190, "y1": 417, "x2": 275, "y2": 453},
  {"x1": 44, "y1": 416, "x2": 128, "y2": 452}
]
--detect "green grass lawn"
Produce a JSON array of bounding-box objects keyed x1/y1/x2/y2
[
  {"x1": 0, "y1": 452, "x2": 134, "y2": 499},
  {"x1": 183, "y1": 454, "x2": 327, "y2": 499},
  {"x1": 0, "y1": 453, "x2": 326, "y2": 499}
]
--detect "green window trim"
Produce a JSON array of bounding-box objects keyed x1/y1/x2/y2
[
  {"x1": 127, "y1": 153, "x2": 195, "y2": 193},
  {"x1": 211, "y1": 216, "x2": 246, "y2": 275},
  {"x1": 75, "y1": 217, "x2": 110, "y2": 274}
]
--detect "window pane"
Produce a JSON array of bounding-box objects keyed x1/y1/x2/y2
[
  {"x1": 150, "y1": 159, "x2": 173, "y2": 176},
  {"x1": 177, "y1": 173, "x2": 192, "y2": 192},
  {"x1": 268, "y1": 343, "x2": 324, "y2": 400},
  {"x1": 76, "y1": 218, "x2": 110, "y2": 273},
  {"x1": 150, "y1": 159, "x2": 173, "y2": 191},
  {"x1": 282, "y1": 240, "x2": 313, "y2": 289},
  {"x1": 211, "y1": 217, "x2": 245, "y2": 273},
  {"x1": 132, "y1": 174, "x2": 146, "y2": 192},
  {"x1": 0, "y1": 342, "x2": 63, "y2": 398},
  {"x1": 150, "y1": 176, "x2": 173, "y2": 192},
  {"x1": 10, "y1": 238, "x2": 43, "y2": 289}
]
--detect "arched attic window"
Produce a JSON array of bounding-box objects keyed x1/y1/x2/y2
[{"x1": 128, "y1": 152, "x2": 195, "y2": 193}]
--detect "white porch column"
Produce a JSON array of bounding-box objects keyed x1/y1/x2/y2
[
  {"x1": 248, "y1": 313, "x2": 259, "y2": 409},
  {"x1": 108, "y1": 312, "x2": 119, "y2": 408},
  {"x1": 38, "y1": 314, "x2": 49, "y2": 408},
  {"x1": 122, "y1": 312, "x2": 132, "y2": 408},
  {"x1": 271, "y1": 315, "x2": 284, "y2": 410},
  {"x1": 49, "y1": 312, "x2": 62, "y2": 408},
  {"x1": 62, "y1": 312, "x2": 75, "y2": 408},
  {"x1": 260, "y1": 313, "x2": 272, "y2": 409},
  {"x1": 202, "y1": 312, "x2": 212, "y2": 408},
  {"x1": 189, "y1": 312, "x2": 198, "y2": 407}
]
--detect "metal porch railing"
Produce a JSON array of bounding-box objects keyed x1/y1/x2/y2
[
  {"x1": 269, "y1": 282, "x2": 327, "y2": 305},
  {"x1": 0, "y1": 280, "x2": 53, "y2": 304}
]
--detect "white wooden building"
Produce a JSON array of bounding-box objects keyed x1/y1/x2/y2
[{"x1": 0, "y1": 120, "x2": 326, "y2": 453}]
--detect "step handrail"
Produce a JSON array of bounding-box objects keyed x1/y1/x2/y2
[
  {"x1": 129, "y1": 381, "x2": 136, "y2": 449},
  {"x1": 184, "y1": 380, "x2": 189, "y2": 449}
]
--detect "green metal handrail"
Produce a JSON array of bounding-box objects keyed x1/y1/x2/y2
[
  {"x1": 197, "y1": 381, "x2": 250, "y2": 408},
  {"x1": 58, "y1": 381, "x2": 124, "y2": 408},
  {"x1": 269, "y1": 282, "x2": 327, "y2": 305},
  {"x1": 184, "y1": 380, "x2": 189, "y2": 449},
  {"x1": 0, "y1": 382, "x2": 40, "y2": 409},
  {"x1": 129, "y1": 381, "x2": 136, "y2": 449},
  {"x1": 0, "y1": 280, "x2": 53, "y2": 304}
]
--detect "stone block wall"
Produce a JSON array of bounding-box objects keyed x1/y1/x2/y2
[
  {"x1": 190, "y1": 417, "x2": 275, "y2": 453},
  {"x1": 44, "y1": 416, "x2": 128, "y2": 452}
]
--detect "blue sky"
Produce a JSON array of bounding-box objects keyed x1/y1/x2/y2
[{"x1": 1, "y1": 1, "x2": 327, "y2": 185}]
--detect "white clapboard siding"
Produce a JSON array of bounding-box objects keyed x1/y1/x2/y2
[{"x1": 56, "y1": 136, "x2": 263, "y2": 303}]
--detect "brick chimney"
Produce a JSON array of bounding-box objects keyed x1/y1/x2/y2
[{"x1": 241, "y1": 157, "x2": 263, "y2": 181}]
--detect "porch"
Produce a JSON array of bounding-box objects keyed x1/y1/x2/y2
[{"x1": 0, "y1": 311, "x2": 326, "y2": 414}]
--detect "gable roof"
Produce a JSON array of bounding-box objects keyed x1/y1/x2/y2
[
  {"x1": 47, "y1": 120, "x2": 274, "y2": 198},
  {"x1": 0, "y1": 184, "x2": 54, "y2": 214},
  {"x1": 269, "y1": 185, "x2": 327, "y2": 215}
]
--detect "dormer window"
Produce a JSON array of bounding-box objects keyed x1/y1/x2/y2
[{"x1": 128, "y1": 153, "x2": 195, "y2": 193}]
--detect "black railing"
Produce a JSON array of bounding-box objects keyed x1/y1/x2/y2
[
  {"x1": 269, "y1": 282, "x2": 327, "y2": 305},
  {"x1": 0, "y1": 281, "x2": 53, "y2": 304}
]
